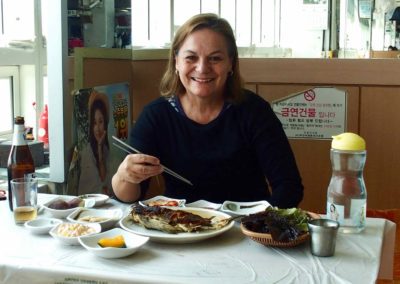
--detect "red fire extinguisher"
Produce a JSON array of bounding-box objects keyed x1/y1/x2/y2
[{"x1": 38, "y1": 104, "x2": 49, "y2": 149}]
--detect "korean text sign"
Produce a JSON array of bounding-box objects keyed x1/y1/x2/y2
[{"x1": 272, "y1": 87, "x2": 347, "y2": 139}]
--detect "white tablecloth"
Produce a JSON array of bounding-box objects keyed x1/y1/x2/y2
[{"x1": 0, "y1": 194, "x2": 396, "y2": 284}]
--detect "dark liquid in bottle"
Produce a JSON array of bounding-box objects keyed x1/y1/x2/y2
[{"x1": 7, "y1": 117, "x2": 35, "y2": 211}]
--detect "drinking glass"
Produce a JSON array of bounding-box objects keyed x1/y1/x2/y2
[{"x1": 11, "y1": 177, "x2": 38, "y2": 224}]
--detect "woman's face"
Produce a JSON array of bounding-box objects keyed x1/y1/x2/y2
[
  {"x1": 93, "y1": 109, "x2": 105, "y2": 143},
  {"x1": 175, "y1": 28, "x2": 233, "y2": 99}
]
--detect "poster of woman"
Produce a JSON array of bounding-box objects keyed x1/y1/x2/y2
[{"x1": 68, "y1": 82, "x2": 130, "y2": 196}]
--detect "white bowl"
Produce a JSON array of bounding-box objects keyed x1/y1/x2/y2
[
  {"x1": 78, "y1": 228, "x2": 149, "y2": 258},
  {"x1": 50, "y1": 222, "x2": 101, "y2": 246},
  {"x1": 42, "y1": 196, "x2": 89, "y2": 219},
  {"x1": 221, "y1": 200, "x2": 270, "y2": 217},
  {"x1": 66, "y1": 208, "x2": 123, "y2": 230},
  {"x1": 139, "y1": 195, "x2": 185, "y2": 207},
  {"x1": 78, "y1": 194, "x2": 110, "y2": 207},
  {"x1": 24, "y1": 218, "x2": 62, "y2": 235}
]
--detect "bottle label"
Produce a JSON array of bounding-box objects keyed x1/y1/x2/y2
[
  {"x1": 327, "y1": 202, "x2": 343, "y2": 223},
  {"x1": 327, "y1": 200, "x2": 366, "y2": 228},
  {"x1": 12, "y1": 125, "x2": 27, "y2": 146},
  {"x1": 350, "y1": 199, "x2": 366, "y2": 228}
]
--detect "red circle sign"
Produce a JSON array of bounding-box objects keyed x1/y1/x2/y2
[{"x1": 304, "y1": 90, "x2": 316, "y2": 101}]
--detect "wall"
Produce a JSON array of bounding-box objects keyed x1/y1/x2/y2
[{"x1": 72, "y1": 49, "x2": 400, "y2": 213}]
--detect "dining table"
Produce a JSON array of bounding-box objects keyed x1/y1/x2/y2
[{"x1": 0, "y1": 193, "x2": 396, "y2": 284}]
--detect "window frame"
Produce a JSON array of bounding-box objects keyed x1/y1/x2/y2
[{"x1": 0, "y1": 66, "x2": 20, "y2": 136}]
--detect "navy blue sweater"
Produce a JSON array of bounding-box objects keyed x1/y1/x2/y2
[{"x1": 129, "y1": 90, "x2": 303, "y2": 208}]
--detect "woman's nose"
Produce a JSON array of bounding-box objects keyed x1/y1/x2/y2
[{"x1": 196, "y1": 58, "x2": 210, "y2": 73}]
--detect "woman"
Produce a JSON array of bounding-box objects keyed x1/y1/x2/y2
[
  {"x1": 79, "y1": 91, "x2": 112, "y2": 195},
  {"x1": 112, "y1": 13, "x2": 303, "y2": 208}
]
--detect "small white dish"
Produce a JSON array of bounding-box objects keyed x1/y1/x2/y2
[
  {"x1": 50, "y1": 222, "x2": 101, "y2": 246},
  {"x1": 67, "y1": 208, "x2": 123, "y2": 230},
  {"x1": 139, "y1": 195, "x2": 186, "y2": 207},
  {"x1": 24, "y1": 218, "x2": 62, "y2": 235},
  {"x1": 221, "y1": 200, "x2": 271, "y2": 217},
  {"x1": 42, "y1": 196, "x2": 93, "y2": 219},
  {"x1": 78, "y1": 194, "x2": 110, "y2": 207},
  {"x1": 78, "y1": 228, "x2": 149, "y2": 259},
  {"x1": 185, "y1": 200, "x2": 222, "y2": 210}
]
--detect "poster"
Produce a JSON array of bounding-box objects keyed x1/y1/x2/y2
[
  {"x1": 67, "y1": 82, "x2": 131, "y2": 196},
  {"x1": 272, "y1": 87, "x2": 347, "y2": 139}
]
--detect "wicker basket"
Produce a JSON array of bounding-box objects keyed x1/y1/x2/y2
[{"x1": 240, "y1": 223, "x2": 310, "y2": 248}]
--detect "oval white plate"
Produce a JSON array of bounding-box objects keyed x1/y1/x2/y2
[
  {"x1": 25, "y1": 218, "x2": 62, "y2": 234},
  {"x1": 185, "y1": 200, "x2": 222, "y2": 210},
  {"x1": 120, "y1": 207, "x2": 234, "y2": 244},
  {"x1": 67, "y1": 208, "x2": 123, "y2": 230},
  {"x1": 78, "y1": 194, "x2": 110, "y2": 207},
  {"x1": 78, "y1": 228, "x2": 149, "y2": 259},
  {"x1": 139, "y1": 195, "x2": 185, "y2": 207},
  {"x1": 221, "y1": 200, "x2": 271, "y2": 217}
]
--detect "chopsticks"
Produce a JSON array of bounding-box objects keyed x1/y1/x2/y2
[{"x1": 112, "y1": 136, "x2": 193, "y2": 186}]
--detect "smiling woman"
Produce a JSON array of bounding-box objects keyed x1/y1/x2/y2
[{"x1": 112, "y1": 13, "x2": 304, "y2": 209}]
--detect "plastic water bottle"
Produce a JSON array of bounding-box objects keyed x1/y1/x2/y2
[{"x1": 326, "y1": 132, "x2": 367, "y2": 233}]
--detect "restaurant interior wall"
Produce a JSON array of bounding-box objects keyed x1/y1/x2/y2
[
  {"x1": 71, "y1": 48, "x2": 400, "y2": 213},
  {"x1": 3, "y1": 0, "x2": 400, "y2": 200}
]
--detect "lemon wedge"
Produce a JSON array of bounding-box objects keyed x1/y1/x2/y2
[
  {"x1": 98, "y1": 235, "x2": 126, "y2": 248},
  {"x1": 331, "y1": 132, "x2": 366, "y2": 151}
]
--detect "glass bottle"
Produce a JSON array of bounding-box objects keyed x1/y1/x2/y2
[
  {"x1": 7, "y1": 116, "x2": 35, "y2": 211},
  {"x1": 326, "y1": 132, "x2": 367, "y2": 233}
]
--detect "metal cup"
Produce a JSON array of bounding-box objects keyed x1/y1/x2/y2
[{"x1": 308, "y1": 219, "x2": 340, "y2": 257}]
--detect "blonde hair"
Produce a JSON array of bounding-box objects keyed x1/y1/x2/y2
[{"x1": 159, "y1": 13, "x2": 244, "y2": 103}]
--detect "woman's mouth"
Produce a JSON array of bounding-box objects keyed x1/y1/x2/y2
[{"x1": 191, "y1": 77, "x2": 213, "y2": 83}]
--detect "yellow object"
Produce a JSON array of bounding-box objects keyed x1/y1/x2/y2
[
  {"x1": 331, "y1": 132, "x2": 366, "y2": 151},
  {"x1": 98, "y1": 235, "x2": 126, "y2": 248}
]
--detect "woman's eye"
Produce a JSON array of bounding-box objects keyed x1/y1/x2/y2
[
  {"x1": 185, "y1": 56, "x2": 196, "y2": 62},
  {"x1": 209, "y1": 56, "x2": 222, "y2": 62}
]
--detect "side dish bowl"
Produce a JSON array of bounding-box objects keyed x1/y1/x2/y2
[
  {"x1": 139, "y1": 195, "x2": 186, "y2": 207},
  {"x1": 78, "y1": 228, "x2": 149, "y2": 258},
  {"x1": 221, "y1": 200, "x2": 270, "y2": 217},
  {"x1": 50, "y1": 222, "x2": 101, "y2": 246},
  {"x1": 66, "y1": 208, "x2": 123, "y2": 230},
  {"x1": 42, "y1": 196, "x2": 93, "y2": 219},
  {"x1": 25, "y1": 218, "x2": 62, "y2": 235},
  {"x1": 78, "y1": 194, "x2": 110, "y2": 207}
]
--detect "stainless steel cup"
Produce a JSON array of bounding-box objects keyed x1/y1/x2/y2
[{"x1": 308, "y1": 219, "x2": 339, "y2": 257}]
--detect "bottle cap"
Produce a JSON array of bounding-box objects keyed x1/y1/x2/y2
[
  {"x1": 14, "y1": 116, "x2": 25, "y2": 124},
  {"x1": 331, "y1": 132, "x2": 366, "y2": 151}
]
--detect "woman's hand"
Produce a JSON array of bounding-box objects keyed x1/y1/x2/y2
[
  {"x1": 117, "y1": 153, "x2": 163, "y2": 185},
  {"x1": 112, "y1": 153, "x2": 164, "y2": 202}
]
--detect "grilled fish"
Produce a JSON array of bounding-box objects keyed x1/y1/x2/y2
[{"x1": 129, "y1": 203, "x2": 229, "y2": 234}]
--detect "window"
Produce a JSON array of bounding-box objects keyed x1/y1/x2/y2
[
  {"x1": 0, "y1": 66, "x2": 19, "y2": 135},
  {"x1": 0, "y1": 0, "x2": 47, "y2": 136},
  {"x1": 0, "y1": 0, "x2": 49, "y2": 179},
  {"x1": 0, "y1": 0, "x2": 35, "y2": 44},
  {"x1": 131, "y1": 0, "x2": 331, "y2": 58}
]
